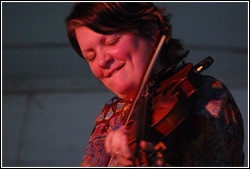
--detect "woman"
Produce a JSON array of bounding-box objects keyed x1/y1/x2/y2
[{"x1": 66, "y1": 2, "x2": 244, "y2": 167}]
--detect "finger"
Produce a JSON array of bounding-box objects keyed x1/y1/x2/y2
[
  {"x1": 105, "y1": 131, "x2": 114, "y2": 154},
  {"x1": 116, "y1": 135, "x2": 134, "y2": 167},
  {"x1": 117, "y1": 156, "x2": 134, "y2": 167},
  {"x1": 155, "y1": 158, "x2": 165, "y2": 167},
  {"x1": 110, "y1": 126, "x2": 127, "y2": 156},
  {"x1": 140, "y1": 140, "x2": 155, "y2": 152},
  {"x1": 120, "y1": 134, "x2": 134, "y2": 160}
]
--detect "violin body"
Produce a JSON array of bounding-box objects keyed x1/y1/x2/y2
[
  {"x1": 151, "y1": 63, "x2": 197, "y2": 136},
  {"x1": 151, "y1": 57, "x2": 214, "y2": 137},
  {"x1": 126, "y1": 57, "x2": 213, "y2": 166}
]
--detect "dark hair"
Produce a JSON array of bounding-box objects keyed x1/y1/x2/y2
[{"x1": 66, "y1": 2, "x2": 188, "y2": 68}]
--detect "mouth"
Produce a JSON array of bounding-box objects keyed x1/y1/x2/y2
[
  {"x1": 107, "y1": 65, "x2": 125, "y2": 78},
  {"x1": 111, "y1": 70, "x2": 118, "y2": 76}
]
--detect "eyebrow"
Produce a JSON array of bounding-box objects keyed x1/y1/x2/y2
[{"x1": 81, "y1": 36, "x2": 106, "y2": 54}]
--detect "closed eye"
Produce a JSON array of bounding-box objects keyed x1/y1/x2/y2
[
  {"x1": 83, "y1": 50, "x2": 96, "y2": 61},
  {"x1": 106, "y1": 36, "x2": 121, "y2": 46}
]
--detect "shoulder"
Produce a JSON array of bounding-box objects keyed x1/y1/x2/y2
[
  {"x1": 195, "y1": 75, "x2": 229, "y2": 99},
  {"x1": 191, "y1": 74, "x2": 239, "y2": 119},
  {"x1": 95, "y1": 95, "x2": 121, "y2": 122},
  {"x1": 94, "y1": 95, "x2": 131, "y2": 125},
  {"x1": 188, "y1": 74, "x2": 244, "y2": 137}
]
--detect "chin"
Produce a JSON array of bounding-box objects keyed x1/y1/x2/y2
[
  {"x1": 113, "y1": 86, "x2": 136, "y2": 100},
  {"x1": 104, "y1": 80, "x2": 138, "y2": 100},
  {"x1": 117, "y1": 93, "x2": 133, "y2": 100}
]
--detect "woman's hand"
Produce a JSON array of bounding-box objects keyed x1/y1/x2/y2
[
  {"x1": 105, "y1": 126, "x2": 134, "y2": 166},
  {"x1": 105, "y1": 125, "x2": 165, "y2": 166}
]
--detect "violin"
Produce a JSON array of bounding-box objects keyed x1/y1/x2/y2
[
  {"x1": 107, "y1": 28, "x2": 214, "y2": 166},
  {"x1": 126, "y1": 58, "x2": 213, "y2": 166}
]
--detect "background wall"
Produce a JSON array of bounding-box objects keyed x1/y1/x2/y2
[{"x1": 2, "y1": 2, "x2": 248, "y2": 167}]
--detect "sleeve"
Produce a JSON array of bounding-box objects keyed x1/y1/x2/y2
[
  {"x1": 80, "y1": 131, "x2": 95, "y2": 167},
  {"x1": 177, "y1": 76, "x2": 245, "y2": 166}
]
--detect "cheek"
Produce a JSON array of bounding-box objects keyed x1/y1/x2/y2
[
  {"x1": 89, "y1": 64, "x2": 103, "y2": 79},
  {"x1": 114, "y1": 45, "x2": 130, "y2": 61},
  {"x1": 114, "y1": 36, "x2": 139, "y2": 60}
]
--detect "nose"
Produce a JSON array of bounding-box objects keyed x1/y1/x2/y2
[{"x1": 98, "y1": 53, "x2": 113, "y2": 69}]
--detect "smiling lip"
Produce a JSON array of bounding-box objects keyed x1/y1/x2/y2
[{"x1": 107, "y1": 65, "x2": 124, "y2": 78}]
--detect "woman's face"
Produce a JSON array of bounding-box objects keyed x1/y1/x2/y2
[{"x1": 75, "y1": 26, "x2": 154, "y2": 100}]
